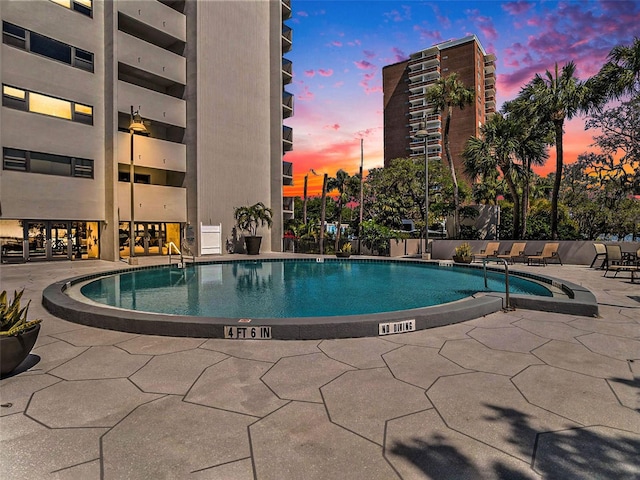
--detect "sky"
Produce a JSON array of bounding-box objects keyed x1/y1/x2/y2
[{"x1": 282, "y1": 0, "x2": 640, "y2": 197}]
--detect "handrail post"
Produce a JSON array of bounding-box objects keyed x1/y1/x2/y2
[{"x1": 482, "y1": 257, "x2": 513, "y2": 311}]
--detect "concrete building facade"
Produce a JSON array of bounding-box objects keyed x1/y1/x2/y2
[
  {"x1": 383, "y1": 35, "x2": 496, "y2": 183},
  {"x1": 1, "y1": 0, "x2": 293, "y2": 263}
]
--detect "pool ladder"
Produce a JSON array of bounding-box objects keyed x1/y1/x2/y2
[
  {"x1": 167, "y1": 242, "x2": 194, "y2": 268},
  {"x1": 482, "y1": 257, "x2": 515, "y2": 311}
]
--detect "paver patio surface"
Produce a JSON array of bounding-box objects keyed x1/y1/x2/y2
[{"x1": 1, "y1": 257, "x2": 639, "y2": 479}]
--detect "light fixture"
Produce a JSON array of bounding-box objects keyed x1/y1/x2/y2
[
  {"x1": 414, "y1": 121, "x2": 430, "y2": 258},
  {"x1": 129, "y1": 110, "x2": 148, "y2": 134}
]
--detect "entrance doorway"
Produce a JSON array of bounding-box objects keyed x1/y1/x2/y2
[
  {"x1": 21, "y1": 220, "x2": 99, "y2": 261},
  {"x1": 119, "y1": 222, "x2": 180, "y2": 257}
]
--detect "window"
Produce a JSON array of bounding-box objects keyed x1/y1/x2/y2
[
  {"x1": 49, "y1": 0, "x2": 92, "y2": 17},
  {"x1": 74, "y1": 48, "x2": 94, "y2": 72},
  {"x1": 2, "y1": 22, "x2": 26, "y2": 49},
  {"x1": 2, "y1": 148, "x2": 27, "y2": 171},
  {"x1": 30, "y1": 32, "x2": 72, "y2": 64},
  {"x1": 2, "y1": 84, "x2": 93, "y2": 125},
  {"x1": 2, "y1": 22, "x2": 94, "y2": 72},
  {"x1": 2, "y1": 147, "x2": 93, "y2": 178}
]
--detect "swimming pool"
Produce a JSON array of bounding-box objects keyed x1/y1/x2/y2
[
  {"x1": 80, "y1": 259, "x2": 552, "y2": 318},
  {"x1": 43, "y1": 257, "x2": 598, "y2": 339}
]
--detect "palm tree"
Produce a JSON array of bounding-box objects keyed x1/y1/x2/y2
[
  {"x1": 590, "y1": 37, "x2": 640, "y2": 102},
  {"x1": 464, "y1": 113, "x2": 523, "y2": 239},
  {"x1": 327, "y1": 169, "x2": 353, "y2": 251},
  {"x1": 424, "y1": 73, "x2": 475, "y2": 238},
  {"x1": 516, "y1": 62, "x2": 590, "y2": 239},
  {"x1": 502, "y1": 101, "x2": 551, "y2": 238}
]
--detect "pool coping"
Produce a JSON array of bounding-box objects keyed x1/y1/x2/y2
[{"x1": 42, "y1": 257, "x2": 599, "y2": 340}]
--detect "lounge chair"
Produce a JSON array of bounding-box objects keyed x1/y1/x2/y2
[
  {"x1": 497, "y1": 242, "x2": 527, "y2": 264},
  {"x1": 589, "y1": 243, "x2": 607, "y2": 269},
  {"x1": 473, "y1": 242, "x2": 501, "y2": 262},
  {"x1": 527, "y1": 242, "x2": 562, "y2": 266},
  {"x1": 603, "y1": 244, "x2": 640, "y2": 282}
]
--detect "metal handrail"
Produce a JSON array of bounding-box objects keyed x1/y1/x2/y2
[
  {"x1": 167, "y1": 242, "x2": 184, "y2": 266},
  {"x1": 482, "y1": 257, "x2": 514, "y2": 311}
]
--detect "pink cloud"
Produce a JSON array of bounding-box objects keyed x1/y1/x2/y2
[
  {"x1": 304, "y1": 70, "x2": 315, "y2": 77},
  {"x1": 331, "y1": 41, "x2": 343, "y2": 47},
  {"x1": 318, "y1": 69, "x2": 334, "y2": 77},
  {"x1": 474, "y1": 15, "x2": 498, "y2": 41},
  {"x1": 502, "y1": 1, "x2": 534, "y2": 15},
  {"x1": 324, "y1": 124, "x2": 340, "y2": 131},
  {"x1": 413, "y1": 25, "x2": 443, "y2": 42},
  {"x1": 297, "y1": 11, "x2": 308, "y2": 17},
  {"x1": 363, "y1": 50, "x2": 376, "y2": 59},
  {"x1": 437, "y1": 15, "x2": 452, "y2": 29},
  {"x1": 334, "y1": 81, "x2": 344, "y2": 88},
  {"x1": 384, "y1": 6, "x2": 411, "y2": 22},
  {"x1": 347, "y1": 39, "x2": 362, "y2": 47},
  {"x1": 354, "y1": 60, "x2": 375, "y2": 70},
  {"x1": 297, "y1": 85, "x2": 314, "y2": 101},
  {"x1": 391, "y1": 46, "x2": 408, "y2": 62}
]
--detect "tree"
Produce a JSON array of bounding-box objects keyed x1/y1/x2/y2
[
  {"x1": 464, "y1": 113, "x2": 523, "y2": 238},
  {"x1": 590, "y1": 37, "x2": 640, "y2": 102},
  {"x1": 514, "y1": 62, "x2": 590, "y2": 239},
  {"x1": 586, "y1": 97, "x2": 640, "y2": 191},
  {"x1": 424, "y1": 73, "x2": 475, "y2": 238},
  {"x1": 326, "y1": 169, "x2": 358, "y2": 250}
]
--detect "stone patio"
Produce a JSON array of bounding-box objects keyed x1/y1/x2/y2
[{"x1": 1, "y1": 257, "x2": 639, "y2": 479}]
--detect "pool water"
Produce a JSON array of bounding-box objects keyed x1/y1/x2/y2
[{"x1": 80, "y1": 260, "x2": 552, "y2": 319}]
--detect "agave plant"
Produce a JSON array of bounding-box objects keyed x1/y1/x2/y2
[{"x1": 0, "y1": 289, "x2": 42, "y2": 337}]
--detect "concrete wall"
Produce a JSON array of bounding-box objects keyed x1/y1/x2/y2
[
  {"x1": 411, "y1": 240, "x2": 640, "y2": 265},
  {"x1": 194, "y1": 1, "x2": 276, "y2": 253}
]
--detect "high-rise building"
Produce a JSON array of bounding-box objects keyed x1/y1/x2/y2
[
  {"x1": 383, "y1": 35, "x2": 496, "y2": 181},
  {"x1": 0, "y1": 0, "x2": 294, "y2": 263}
]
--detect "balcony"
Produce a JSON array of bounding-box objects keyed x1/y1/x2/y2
[
  {"x1": 282, "y1": 24, "x2": 292, "y2": 53},
  {"x1": 118, "y1": 183, "x2": 186, "y2": 222},
  {"x1": 117, "y1": 132, "x2": 186, "y2": 172},
  {"x1": 117, "y1": 31, "x2": 186, "y2": 86},
  {"x1": 282, "y1": 91, "x2": 294, "y2": 118},
  {"x1": 283, "y1": 125, "x2": 293, "y2": 152},
  {"x1": 283, "y1": 161, "x2": 293, "y2": 186},
  {"x1": 484, "y1": 62, "x2": 496, "y2": 74},
  {"x1": 282, "y1": 58, "x2": 293, "y2": 85},
  {"x1": 118, "y1": 0, "x2": 186, "y2": 44},
  {"x1": 282, "y1": 0, "x2": 292, "y2": 20},
  {"x1": 118, "y1": 81, "x2": 186, "y2": 128}
]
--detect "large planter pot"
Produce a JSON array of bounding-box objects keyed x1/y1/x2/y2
[
  {"x1": 244, "y1": 236, "x2": 262, "y2": 255},
  {"x1": 0, "y1": 323, "x2": 40, "y2": 375},
  {"x1": 336, "y1": 252, "x2": 351, "y2": 258},
  {"x1": 452, "y1": 255, "x2": 473, "y2": 264}
]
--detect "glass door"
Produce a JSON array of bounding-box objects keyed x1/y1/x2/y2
[
  {"x1": 144, "y1": 223, "x2": 165, "y2": 255},
  {"x1": 50, "y1": 222, "x2": 71, "y2": 259},
  {"x1": 27, "y1": 222, "x2": 47, "y2": 259}
]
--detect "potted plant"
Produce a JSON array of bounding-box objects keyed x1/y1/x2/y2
[
  {"x1": 234, "y1": 202, "x2": 273, "y2": 255},
  {"x1": 453, "y1": 242, "x2": 473, "y2": 263},
  {"x1": 1, "y1": 289, "x2": 42, "y2": 375},
  {"x1": 336, "y1": 242, "x2": 352, "y2": 258}
]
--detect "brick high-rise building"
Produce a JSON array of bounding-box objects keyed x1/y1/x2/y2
[{"x1": 383, "y1": 35, "x2": 496, "y2": 183}]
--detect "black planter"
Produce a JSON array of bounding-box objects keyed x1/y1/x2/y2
[
  {"x1": 452, "y1": 255, "x2": 473, "y2": 264},
  {"x1": 244, "y1": 236, "x2": 262, "y2": 255},
  {"x1": 336, "y1": 252, "x2": 351, "y2": 258},
  {"x1": 0, "y1": 323, "x2": 40, "y2": 375}
]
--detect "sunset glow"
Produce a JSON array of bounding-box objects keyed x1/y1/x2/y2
[{"x1": 283, "y1": 0, "x2": 639, "y2": 197}]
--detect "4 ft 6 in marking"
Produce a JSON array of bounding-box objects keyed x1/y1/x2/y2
[{"x1": 224, "y1": 326, "x2": 272, "y2": 339}]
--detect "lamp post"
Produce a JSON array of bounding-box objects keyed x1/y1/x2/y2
[
  {"x1": 303, "y1": 169, "x2": 320, "y2": 225},
  {"x1": 414, "y1": 122, "x2": 429, "y2": 259},
  {"x1": 128, "y1": 106, "x2": 148, "y2": 264}
]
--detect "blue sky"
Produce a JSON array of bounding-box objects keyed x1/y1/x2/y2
[{"x1": 283, "y1": 1, "x2": 640, "y2": 196}]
